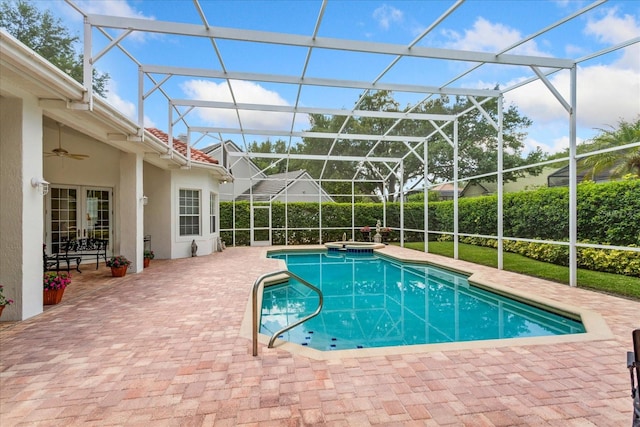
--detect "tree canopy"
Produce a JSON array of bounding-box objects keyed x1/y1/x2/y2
[
  {"x1": 293, "y1": 90, "x2": 543, "y2": 201},
  {"x1": 582, "y1": 117, "x2": 640, "y2": 179},
  {"x1": 245, "y1": 139, "x2": 290, "y2": 174},
  {"x1": 0, "y1": 0, "x2": 109, "y2": 96}
]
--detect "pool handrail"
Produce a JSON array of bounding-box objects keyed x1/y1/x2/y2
[{"x1": 252, "y1": 269, "x2": 324, "y2": 356}]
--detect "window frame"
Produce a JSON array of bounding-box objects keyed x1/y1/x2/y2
[
  {"x1": 178, "y1": 188, "x2": 201, "y2": 237},
  {"x1": 209, "y1": 192, "x2": 217, "y2": 234}
]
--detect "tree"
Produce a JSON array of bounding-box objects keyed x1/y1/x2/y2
[
  {"x1": 296, "y1": 90, "x2": 540, "y2": 201},
  {"x1": 582, "y1": 117, "x2": 640, "y2": 179},
  {"x1": 246, "y1": 139, "x2": 291, "y2": 174},
  {"x1": 426, "y1": 95, "x2": 544, "y2": 183},
  {"x1": 0, "y1": 0, "x2": 109, "y2": 96}
]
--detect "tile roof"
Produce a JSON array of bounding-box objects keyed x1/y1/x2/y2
[
  {"x1": 146, "y1": 128, "x2": 218, "y2": 164},
  {"x1": 431, "y1": 182, "x2": 463, "y2": 198}
]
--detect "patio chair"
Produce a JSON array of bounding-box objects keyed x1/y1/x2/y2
[
  {"x1": 43, "y1": 244, "x2": 81, "y2": 273},
  {"x1": 629, "y1": 328, "x2": 640, "y2": 427}
]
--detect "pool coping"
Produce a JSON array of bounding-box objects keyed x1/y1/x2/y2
[{"x1": 239, "y1": 245, "x2": 613, "y2": 360}]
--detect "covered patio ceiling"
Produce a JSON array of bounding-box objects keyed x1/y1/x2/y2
[{"x1": 63, "y1": 0, "x2": 638, "y2": 184}]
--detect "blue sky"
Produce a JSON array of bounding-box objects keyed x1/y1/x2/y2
[{"x1": 46, "y1": 0, "x2": 640, "y2": 155}]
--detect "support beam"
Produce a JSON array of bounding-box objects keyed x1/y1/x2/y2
[
  {"x1": 89, "y1": 14, "x2": 575, "y2": 68},
  {"x1": 453, "y1": 119, "x2": 459, "y2": 260},
  {"x1": 424, "y1": 140, "x2": 429, "y2": 253},
  {"x1": 144, "y1": 65, "x2": 500, "y2": 98},
  {"x1": 569, "y1": 66, "x2": 578, "y2": 287},
  {"x1": 497, "y1": 96, "x2": 504, "y2": 270},
  {"x1": 172, "y1": 99, "x2": 455, "y2": 122},
  {"x1": 228, "y1": 151, "x2": 402, "y2": 163},
  {"x1": 119, "y1": 152, "x2": 144, "y2": 273}
]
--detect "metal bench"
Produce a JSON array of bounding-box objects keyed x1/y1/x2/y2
[{"x1": 61, "y1": 238, "x2": 109, "y2": 270}]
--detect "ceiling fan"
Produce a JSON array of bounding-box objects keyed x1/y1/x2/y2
[{"x1": 44, "y1": 123, "x2": 89, "y2": 160}]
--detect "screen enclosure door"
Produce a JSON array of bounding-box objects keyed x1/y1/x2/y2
[{"x1": 251, "y1": 205, "x2": 271, "y2": 246}]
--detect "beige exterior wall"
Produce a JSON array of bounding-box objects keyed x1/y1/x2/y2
[
  {"x1": 0, "y1": 93, "x2": 44, "y2": 320},
  {"x1": 171, "y1": 169, "x2": 220, "y2": 259}
]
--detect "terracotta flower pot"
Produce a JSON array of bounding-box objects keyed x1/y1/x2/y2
[
  {"x1": 143, "y1": 258, "x2": 150, "y2": 268},
  {"x1": 0, "y1": 305, "x2": 5, "y2": 317},
  {"x1": 43, "y1": 288, "x2": 65, "y2": 305},
  {"x1": 111, "y1": 266, "x2": 128, "y2": 277}
]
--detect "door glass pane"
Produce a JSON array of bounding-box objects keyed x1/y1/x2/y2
[
  {"x1": 86, "y1": 189, "x2": 110, "y2": 240},
  {"x1": 49, "y1": 187, "x2": 78, "y2": 253}
]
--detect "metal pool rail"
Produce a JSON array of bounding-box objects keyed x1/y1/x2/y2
[{"x1": 252, "y1": 270, "x2": 324, "y2": 356}]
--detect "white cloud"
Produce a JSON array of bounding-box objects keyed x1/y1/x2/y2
[
  {"x1": 373, "y1": 4, "x2": 404, "y2": 30},
  {"x1": 564, "y1": 44, "x2": 586, "y2": 57},
  {"x1": 585, "y1": 7, "x2": 639, "y2": 45},
  {"x1": 180, "y1": 79, "x2": 306, "y2": 131},
  {"x1": 73, "y1": 1, "x2": 154, "y2": 42},
  {"x1": 584, "y1": 7, "x2": 640, "y2": 69},
  {"x1": 499, "y1": 7, "x2": 639, "y2": 151},
  {"x1": 442, "y1": 17, "x2": 549, "y2": 56},
  {"x1": 506, "y1": 64, "x2": 639, "y2": 132},
  {"x1": 105, "y1": 82, "x2": 155, "y2": 128},
  {"x1": 523, "y1": 134, "x2": 585, "y2": 156},
  {"x1": 75, "y1": 0, "x2": 153, "y2": 19}
]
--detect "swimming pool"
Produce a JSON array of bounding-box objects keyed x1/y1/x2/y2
[{"x1": 261, "y1": 251, "x2": 585, "y2": 351}]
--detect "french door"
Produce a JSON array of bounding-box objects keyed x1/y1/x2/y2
[{"x1": 46, "y1": 186, "x2": 112, "y2": 254}]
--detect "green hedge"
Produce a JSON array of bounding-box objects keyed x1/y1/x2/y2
[
  {"x1": 425, "y1": 180, "x2": 640, "y2": 245},
  {"x1": 220, "y1": 179, "x2": 640, "y2": 275},
  {"x1": 446, "y1": 235, "x2": 640, "y2": 278}
]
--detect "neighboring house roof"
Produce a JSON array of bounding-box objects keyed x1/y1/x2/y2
[
  {"x1": 466, "y1": 167, "x2": 556, "y2": 196},
  {"x1": 237, "y1": 170, "x2": 310, "y2": 201},
  {"x1": 146, "y1": 128, "x2": 218, "y2": 164},
  {"x1": 431, "y1": 183, "x2": 463, "y2": 199},
  {"x1": 202, "y1": 140, "x2": 334, "y2": 202},
  {"x1": 200, "y1": 142, "x2": 222, "y2": 155},
  {"x1": 460, "y1": 182, "x2": 491, "y2": 197},
  {"x1": 547, "y1": 160, "x2": 622, "y2": 187}
]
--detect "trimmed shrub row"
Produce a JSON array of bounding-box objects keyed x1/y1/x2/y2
[
  {"x1": 443, "y1": 235, "x2": 640, "y2": 278},
  {"x1": 220, "y1": 179, "x2": 640, "y2": 275}
]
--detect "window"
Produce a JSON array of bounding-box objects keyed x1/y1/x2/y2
[
  {"x1": 179, "y1": 189, "x2": 200, "y2": 236},
  {"x1": 210, "y1": 192, "x2": 216, "y2": 233}
]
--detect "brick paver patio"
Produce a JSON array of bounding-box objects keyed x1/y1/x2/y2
[{"x1": 1, "y1": 246, "x2": 638, "y2": 426}]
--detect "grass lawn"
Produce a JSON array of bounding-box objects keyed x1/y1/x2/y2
[{"x1": 400, "y1": 241, "x2": 640, "y2": 300}]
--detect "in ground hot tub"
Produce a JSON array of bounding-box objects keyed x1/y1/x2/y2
[{"x1": 324, "y1": 241, "x2": 385, "y2": 253}]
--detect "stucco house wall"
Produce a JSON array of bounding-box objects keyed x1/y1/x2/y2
[
  {"x1": 143, "y1": 163, "x2": 172, "y2": 260},
  {"x1": 0, "y1": 94, "x2": 44, "y2": 321},
  {"x1": 170, "y1": 169, "x2": 220, "y2": 259}
]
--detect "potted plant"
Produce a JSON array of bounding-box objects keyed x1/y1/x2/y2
[
  {"x1": 143, "y1": 250, "x2": 154, "y2": 268},
  {"x1": 106, "y1": 255, "x2": 131, "y2": 277},
  {"x1": 0, "y1": 285, "x2": 14, "y2": 317},
  {"x1": 360, "y1": 225, "x2": 371, "y2": 242},
  {"x1": 43, "y1": 272, "x2": 71, "y2": 305},
  {"x1": 380, "y1": 226, "x2": 391, "y2": 243}
]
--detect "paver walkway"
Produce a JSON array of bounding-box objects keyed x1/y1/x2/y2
[{"x1": 1, "y1": 246, "x2": 638, "y2": 426}]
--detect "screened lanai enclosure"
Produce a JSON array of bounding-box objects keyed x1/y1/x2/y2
[{"x1": 66, "y1": 0, "x2": 639, "y2": 286}]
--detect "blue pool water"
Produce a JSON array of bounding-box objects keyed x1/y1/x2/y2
[{"x1": 261, "y1": 251, "x2": 585, "y2": 351}]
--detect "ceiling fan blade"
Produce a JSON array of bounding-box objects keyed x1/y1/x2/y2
[{"x1": 46, "y1": 129, "x2": 90, "y2": 159}]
